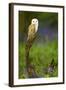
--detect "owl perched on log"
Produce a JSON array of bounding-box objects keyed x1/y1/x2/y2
[{"x1": 25, "y1": 18, "x2": 39, "y2": 77}]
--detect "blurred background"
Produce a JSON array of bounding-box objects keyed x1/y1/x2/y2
[{"x1": 19, "y1": 11, "x2": 58, "y2": 79}]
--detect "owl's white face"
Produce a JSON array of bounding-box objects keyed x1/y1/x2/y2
[
  {"x1": 31, "y1": 18, "x2": 38, "y2": 25},
  {"x1": 31, "y1": 18, "x2": 39, "y2": 32}
]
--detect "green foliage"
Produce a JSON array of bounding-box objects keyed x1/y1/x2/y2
[{"x1": 19, "y1": 40, "x2": 58, "y2": 79}]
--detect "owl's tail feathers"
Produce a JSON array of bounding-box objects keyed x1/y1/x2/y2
[{"x1": 26, "y1": 33, "x2": 37, "y2": 47}]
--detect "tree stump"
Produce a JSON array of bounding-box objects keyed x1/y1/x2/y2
[{"x1": 25, "y1": 34, "x2": 37, "y2": 78}]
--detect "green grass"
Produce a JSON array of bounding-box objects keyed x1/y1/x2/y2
[{"x1": 19, "y1": 40, "x2": 58, "y2": 79}]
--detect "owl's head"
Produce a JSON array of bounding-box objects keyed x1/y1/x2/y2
[
  {"x1": 31, "y1": 18, "x2": 38, "y2": 25},
  {"x1": 31, "y1": 18, "x2": 39, "y2": 32}
]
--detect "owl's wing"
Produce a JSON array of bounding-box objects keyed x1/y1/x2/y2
[
  {"x1": 27, "y1": 24, "x2": 35, "y2": 41},
  {"x1": 28, "y1": 24, "x2": 35, "y2": 35},
  {"x1": 26, "y1": 24, "x2": 37, "y2": 51}
]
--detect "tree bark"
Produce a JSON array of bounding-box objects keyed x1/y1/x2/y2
[{"x1": 25, "y1": 34, "x2": 37, "y2": 77}]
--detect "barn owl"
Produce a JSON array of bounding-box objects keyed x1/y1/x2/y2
[
  {"x1": 26, "y1": 18, "x2": 39, "y2": 75},
  {"x1": 27, "y1": 18, "x2": 39, "y2": 41}
]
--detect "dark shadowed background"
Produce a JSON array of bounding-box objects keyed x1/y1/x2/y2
[{"x1": 19, "y1": 11, "x2": 58, "y2": 43}]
